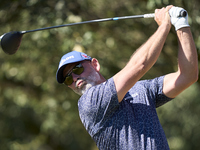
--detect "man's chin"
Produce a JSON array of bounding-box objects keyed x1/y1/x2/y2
[{"x1": 73, "y1": 83, "x2": 93, "y2": 96}]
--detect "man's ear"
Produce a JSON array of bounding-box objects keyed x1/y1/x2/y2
[{"x1": 91, "y1": 58, "x2": 100, "y2": 72}]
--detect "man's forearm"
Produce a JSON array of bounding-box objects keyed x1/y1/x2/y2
[
  {"x1": 114, "y1": 6, "x2": 173, "y2": 102},
  {"x1": 114, "y1": 23, "x2": 171, "y2": 102},
  {"x1": 177, "y1": 28, "x2": 198, "y2": 81},
  {"x1": 163, "y1": 27, "x2": 198, "y2": 98},
  {"x1": 131, "y1": 23, "x2": 171, "y2": 70}
]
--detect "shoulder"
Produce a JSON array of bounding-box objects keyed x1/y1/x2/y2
[
  {"x1": 78, "y1": 77, "x2": 118, "y2": 108},
  {"x1": 81, "y1": 77, "x2": 116, "y2": 97}
]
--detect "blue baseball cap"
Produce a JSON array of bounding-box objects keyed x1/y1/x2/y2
[{"x1": 56, "y1": 51, "x2": 92, "y2": 83}]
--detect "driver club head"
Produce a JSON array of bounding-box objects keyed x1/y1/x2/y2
[{"x1": 0, "y1": 31, "x2": 24, "y2": 55}]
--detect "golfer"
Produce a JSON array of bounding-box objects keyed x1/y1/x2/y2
[{"x1": 56, "y1": 5, "x2": 198, "y2": 150}]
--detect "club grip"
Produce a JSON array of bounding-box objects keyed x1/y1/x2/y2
[
  {"x1": 144, "y1": 9, "x2": 187, "y2": 19},
  {"x1": 143, "y1": 13, "x2": 155, "y2": 18}
]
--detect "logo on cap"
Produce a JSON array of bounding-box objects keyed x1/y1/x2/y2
[
  {"x1": 59, "y1": 55, "x2": 75, "y2": 68},
  {"x1": 82, "y1": 54, "x2": 89, "y2": 58}
]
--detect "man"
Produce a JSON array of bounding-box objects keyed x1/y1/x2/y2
[{"x1": 56, "y1": 6, "x2": 198, "y2": 150}]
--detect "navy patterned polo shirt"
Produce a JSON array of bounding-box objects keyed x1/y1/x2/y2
[{"x1": 78, "y1": 76, "x2": 173, "y2": 150}]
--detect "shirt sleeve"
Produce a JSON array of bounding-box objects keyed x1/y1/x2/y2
[
  {"x1": 78, "y1": 78, "x2": 119, "y2": 136},
  {"x1": 151, "y1": 75, "x2": 173, "y2": 108}
]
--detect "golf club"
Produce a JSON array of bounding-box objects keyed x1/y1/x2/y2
[{"x1": 0, "y1": 10, "x2": 186, "y2": 55}]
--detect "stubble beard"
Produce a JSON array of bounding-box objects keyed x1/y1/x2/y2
[{"x1": 73, "y1": 71, "x2": 101, "y2": 96}]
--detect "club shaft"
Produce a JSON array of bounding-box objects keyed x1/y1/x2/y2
[
  {"x1": 23, "y1": 14, "x2": 155, "y2": 34},
  {"x1": 4, "y1": 9, "x2": 188, "y2": 35}
]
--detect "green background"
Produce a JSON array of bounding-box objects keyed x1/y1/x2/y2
[{"x1": 0, "y1": 0, "x2": 199, "y2": 149}]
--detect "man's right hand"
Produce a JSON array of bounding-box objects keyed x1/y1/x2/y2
[{"x1": 154, "y1": 5, "x2": 173, "y2": 28}]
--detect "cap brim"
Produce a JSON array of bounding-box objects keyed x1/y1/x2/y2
[{"x1": 56, "y1": 64, "x2": 67, "y2": 83}]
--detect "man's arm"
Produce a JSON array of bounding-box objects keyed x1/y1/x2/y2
[
  {"x1": 163, "y1": 27, "x2": 198, "y2": 98},
  {"x1": 113, "y1": 6, "x2": 172, "y2": 102}
]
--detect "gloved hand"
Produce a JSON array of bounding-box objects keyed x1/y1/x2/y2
[{"x1": 169, "y1": 6, "x2": 190, "y2": 30}]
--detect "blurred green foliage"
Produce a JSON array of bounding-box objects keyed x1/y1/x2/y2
[{"x1": 0, "y1": 0, "x2": 199, "y2": 149}]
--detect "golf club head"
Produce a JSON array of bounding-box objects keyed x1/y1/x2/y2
[{"x1": 0, "y1": 31, "x2": 23, "y2": 55}]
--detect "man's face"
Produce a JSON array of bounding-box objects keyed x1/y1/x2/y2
[{"x1": 63, "y1": 60, "x2": 101, "y2": 95}]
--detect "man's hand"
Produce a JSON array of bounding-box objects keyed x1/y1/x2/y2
[
  {"x1": 169, "y1": 6, "x2": 190, "y2": 30},
  {"x1": 154, "y1": 5, "x2": 173, "y2": 27}
]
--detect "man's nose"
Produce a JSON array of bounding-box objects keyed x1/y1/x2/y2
[{"x1": 71, "y1": 73, "x2": 80, "y2": 82}]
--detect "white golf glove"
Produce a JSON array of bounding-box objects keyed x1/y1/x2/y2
[{"x1": 169, "y1": 6, "x2": 190, "y2": 30}]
